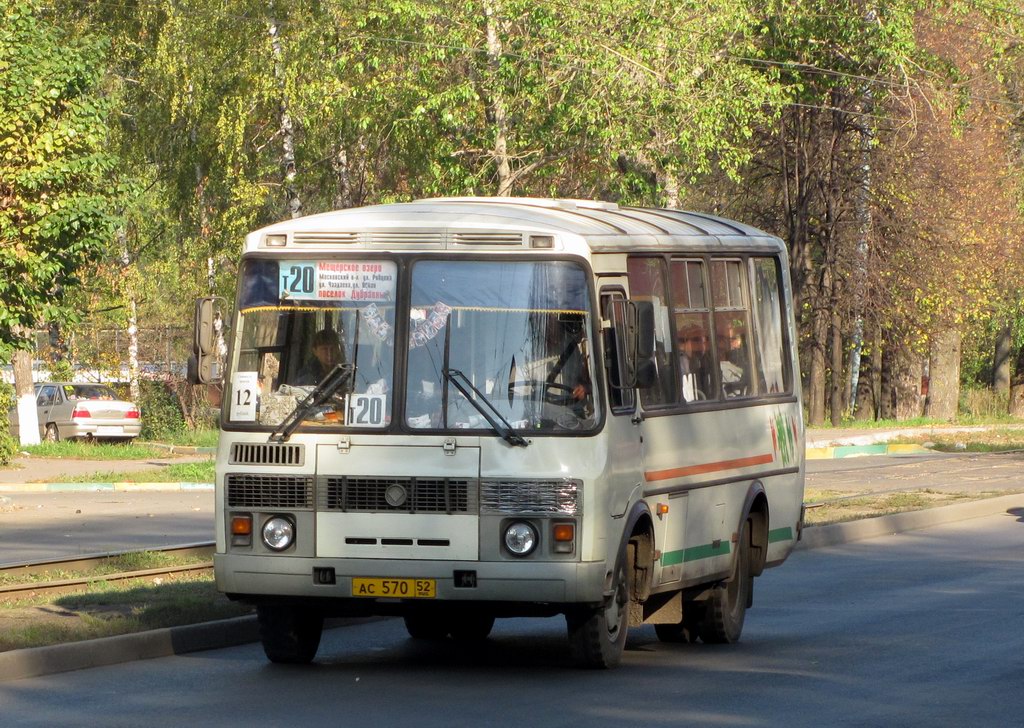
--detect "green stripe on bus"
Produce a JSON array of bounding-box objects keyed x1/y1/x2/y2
[
  {"x1": 660, "y1": 541, "x2": 731, "y2": 567},
  {"x1": 768, "y1": 527, "x2": 793, "y2": 543}
]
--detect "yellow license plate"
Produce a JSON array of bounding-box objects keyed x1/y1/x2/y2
[{"x1": 351, "y1": 577, "x2": 436, "y2": 599}]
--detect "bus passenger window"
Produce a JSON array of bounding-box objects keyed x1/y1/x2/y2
[
  {"x1": 750, "y1": 257, "x2": 789, "y2": 394},
  {"x1": 626, "y1": 257, "x2": 674, "y2": 407},
  {"x1": 671, "y1": 259, "x2": 713, "y2": 403},
  {"x1": 710, "y1": 259, "x2": 754, "y2": 398}
]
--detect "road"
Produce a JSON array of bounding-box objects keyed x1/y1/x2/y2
[
  {"x1": 1, "y1": 509, "x2": 1021, "y2": 726},
  {"x1": 0, "y1": 491, "x2": 213, "y2": 564}
]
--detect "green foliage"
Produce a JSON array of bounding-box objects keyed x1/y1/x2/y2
[
  {"x1": 136, "y1": 381, "x2": 188, "y2": 441},
  {"x1": 0, "y1": 1, "x2": 119, "y2": 359},
  {"x1": 0, "y1": 383, "x2": 15, "y2": 465},
  {"x1": 22, "y1": 441, "x2": 167, "y2": 459}
]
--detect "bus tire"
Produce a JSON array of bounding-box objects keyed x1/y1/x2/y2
[
  {"x1": 257, "y1": 604, "x2": 323, "y2": 664},
  {"x1": 700, "y1": 518, "x2": 752, "y2": 644},
  {"x1": 566, "y1": 542, "x2": 632, "y2": 668},
  {"x1": 448, "y1": 614, "x2": 495, "y2": 641},
  {"x1": 403, "y1": 613, "x2": 450, "y2": 640}
]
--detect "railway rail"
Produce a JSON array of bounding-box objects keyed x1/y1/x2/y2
[{"x1": 0, "y1": 541, "x2": 216, "y2": 600}]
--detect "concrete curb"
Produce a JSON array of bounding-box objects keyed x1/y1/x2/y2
[
  {"x1": 796, "y1": 492, "x2": 1024, "y2": 550},
  {"x1": 0, "y1": 482, "x2": 214, "y2": 493},
  {"x1": 3, "y1": 493, "x2": 1022, "y2": 683},
  {"x1": 806, "y1": 443, "x2": 931, "y2": 460},
  {"x1": 137, "y1": 442, "x2": 217, "y2": 455}
]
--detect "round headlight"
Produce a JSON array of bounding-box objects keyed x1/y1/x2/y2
[
  {"x1": 262, "y1": 516, "x2": 295, "y2": 551},
  {"x1": 504, "y1": 521, "x2": 538, "y2": 557}
]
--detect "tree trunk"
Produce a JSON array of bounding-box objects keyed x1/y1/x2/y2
[
  {"x1": 807, "y1": 299, "x2": 828, "y2": 425},
  {"x1": 924, "y1": 328, "x2": 960, "y2": 421},
  {"x1": 893, "y1": 350, "x2": 923, "y2": 421},
  {"x1": 1009, "y1": 343, "x2": 1024, "y2": 418},
  {"x1": 879, "y1": 341, "x2": 895, "y2": 420},
  {"x1": 483, "y1": 0, "x2": 512, "y2": 196},
  {"x1": 267, "y1": 10, "x2": 302, "y2": 218},
  {"x1": 13, "y1": 346, "x2": 40, "y2": 445},
  {"x1": 993, "y1": 324, "x2": 1012, "y2": 397},
  {"x1": 853, "y1": 330, "x2": 880, "y2": 421},
  {"x1": 118, "y1": 228, "x2": 141, "y2": 403},
  {"x1": 829, "y1": 311, "x2": 843, "y2": 425}
]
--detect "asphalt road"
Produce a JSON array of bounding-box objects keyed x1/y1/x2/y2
[
  {"x1": 1, "y1": 510, "x2": 1021, "y2": 726},
  {"x1": 0, "y1": 491, "x2": 214, "y2": 564}
]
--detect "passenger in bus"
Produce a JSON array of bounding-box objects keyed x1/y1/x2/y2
[
  {"x1": 677, "y1": 324, "x2": 711, "y2": 401},
  {"x1": 718, "y1": 323, "x2": 749, "y2": 397},
  {"x1": 296, "y1": 328, "x2": 346, "y2": 385}
]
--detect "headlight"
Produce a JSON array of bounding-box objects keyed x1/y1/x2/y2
[
  {"x1": 504, "y1": 521, "x2": 538, "y2": 557},
  {"x1": 262, "y1": 516, "x2": 295, "y2": 551}
]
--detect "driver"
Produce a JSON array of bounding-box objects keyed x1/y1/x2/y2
[{"x1": 296, "y1": 328, "x2": 346, "y2": 385}]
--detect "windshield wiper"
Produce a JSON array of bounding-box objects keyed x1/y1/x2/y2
[
  {"x1": 442, "y1": 367, "x2": 529, "y2": 447},
  {"x1": 269, "y1": 362, "x2": 354, "y2": 443}
]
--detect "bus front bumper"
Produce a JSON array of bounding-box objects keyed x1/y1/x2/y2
[{"x1": 215, "y1": 553, "x2": 608, "y2": 607}]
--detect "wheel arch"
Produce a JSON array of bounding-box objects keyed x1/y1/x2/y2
[
  {"x1": 739, "y1": 481, "x2": 769, "y2": 577},
  {"x1": 620, "y1": 500, "x2": 655, "y2": 603}
]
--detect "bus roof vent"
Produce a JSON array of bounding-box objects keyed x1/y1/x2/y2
[
  {"x1": 369, "y1": 231, "x2": 444, "y2": 246},
  {"x1": 293, "y1": 232, "x2": 358, "y2": 245},
  {"x1": 229, "y1": 442, "x2": 305, "y2": 467},
  {"x1": 451, "y1": 232, "x2": 523, "y2": 246}
]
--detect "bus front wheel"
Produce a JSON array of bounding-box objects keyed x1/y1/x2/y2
[
  {"x1": 700, "y1": 518, "x2": 752, "y2": 644},
  {"x1": 566, "y1": 543, "x2": 632, "y2": 668},
  {"x1": 257, "y1": 604, "x2": 324, "y2": 664}
]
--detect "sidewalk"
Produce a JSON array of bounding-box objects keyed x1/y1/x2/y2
[{"x1": 0, "y1": 452, "x2": 213, "y2": 493}]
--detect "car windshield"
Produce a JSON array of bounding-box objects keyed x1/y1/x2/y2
[{"x1": 406, "y1": 260, "x2": 599, "y2": 433}]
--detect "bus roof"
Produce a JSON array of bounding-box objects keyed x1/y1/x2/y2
[{"x1": 245, "y1": 197, "x2": 784, "y2": 255}]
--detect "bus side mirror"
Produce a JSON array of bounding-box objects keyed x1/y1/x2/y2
[{"x1": 190, "y1": 297, "x2": 224, "y2": 385}]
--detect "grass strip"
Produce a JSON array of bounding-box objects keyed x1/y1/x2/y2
[
  {"x1": 22, "y1": 441, "x2": 170, "y2": 460},
  {"x1": 0, "y1": 573, "x2": 252, "y2": 652},
  {"x1": 51, "y1": 460, "x2": 215, "y2": 484}
]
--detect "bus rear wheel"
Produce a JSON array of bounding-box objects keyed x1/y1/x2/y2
[
  {"x1": 567, "y1": 543, "x2": 632, "y2": 668},
  {"x1": 700, "y1": 519, "x2": 752, "y2": 644},
  {"x1": 257, "y1": 604, "x2": 324, "y2": 664}
]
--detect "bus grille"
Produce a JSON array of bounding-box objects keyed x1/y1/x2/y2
[
  {"x1": 318, "y1": 477, "x2": 477, "y2": 514},
  {"x1": 480, "y1": 479, "x2": 581, "y2": 515},
  {"x1": 229, "y1": 442, "x2": 304, "y2": 466},
  {"x1": 226, "y1": 474, "x2": 314, "y2": 509}
]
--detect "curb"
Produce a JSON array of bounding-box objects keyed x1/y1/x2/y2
[
  {"x1": 796, "y1": 492, "x2": 1024, "y2": 550},
  {"x1": 137, "y1": 442, "x2": 218, "y2": 455},
  {"x1": 0, "y1": 482, "x2": 214, "y2": 493},
  {"x1": 3, "y1": 493, "x2": 1022, "y2": 683},
  {"x1": 806, "y1": 443, "x2": 931, "y2": 460}
]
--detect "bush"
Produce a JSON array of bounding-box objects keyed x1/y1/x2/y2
[{"x1": 137, "y1": 381, "x2": 188, "y2": 441}]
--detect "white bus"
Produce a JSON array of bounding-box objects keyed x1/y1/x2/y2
[{"x1": 191, "y1": 197, "x2": 805, "y2": 669}]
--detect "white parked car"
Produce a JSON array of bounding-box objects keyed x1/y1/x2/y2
[{"x1": 8, "y1": 382, "x2": 142, "y2": 443}]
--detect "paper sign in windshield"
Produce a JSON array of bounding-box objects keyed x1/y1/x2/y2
[{"x1": 279, "y1": 261, "x2": 396, "y2": 302}]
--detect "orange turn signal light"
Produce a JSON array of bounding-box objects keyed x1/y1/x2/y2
[
  {"x1": 231, "y1": 515, "x2": 253, "y2": 535},
  {"x1": 553, "y1": 523, "x2": 575, "y2": 542},
  {"x1": 657, "y1": 503, "x2": 669, "y2": 516}
]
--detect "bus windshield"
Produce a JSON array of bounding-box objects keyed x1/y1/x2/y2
[
  {"x1": 225, "y1": 257, "x2": 598, "y2": 434},
  {"x1": 406, "y1": 260, "x2": 599, "y2": 433}
]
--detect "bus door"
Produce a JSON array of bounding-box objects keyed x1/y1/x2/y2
[{"x1": 599, "y1": 284, "x2": 643, "y2": 523}]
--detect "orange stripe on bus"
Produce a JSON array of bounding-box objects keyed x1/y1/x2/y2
[{"x1": 645, "y1": 453, "x2": 775, "y2": 482}]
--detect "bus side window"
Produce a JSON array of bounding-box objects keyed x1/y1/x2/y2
[
  {"x1": 709, "y1": 259, "x2": 755, "y2": 398},
  {"x1": 601, "y1": 292, "x2": 635, "y2": 413},
  {"x1": 670, "y1": 258, "x2": 713, "y2": 403},
  {"x1": 750, "y1": 257, "x2": 790, "y2": 394},
  {"x1": 626, "y1": 257, "x2": 675, "y2": 407}
]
